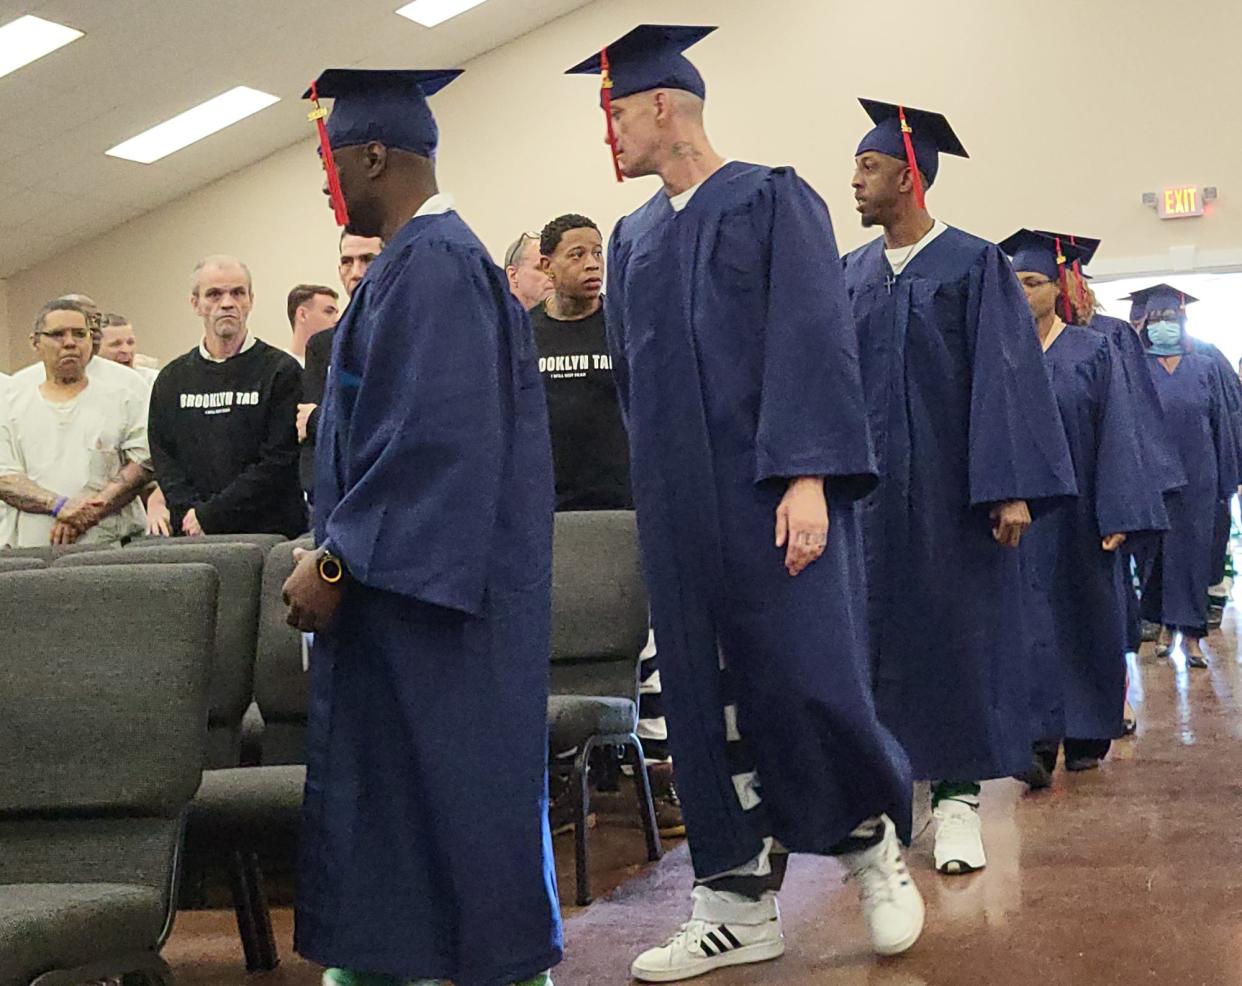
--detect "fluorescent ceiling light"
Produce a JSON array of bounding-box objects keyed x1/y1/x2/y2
[
  {"x1": 396, "y1": 0, "x2": 489, "y2": 28},
  {"x1": 106, "y1": 86, "x2": 280, "y2": 164},
  {"x1": 0, "y1": 14, "x2": 84, "y2": 80}
]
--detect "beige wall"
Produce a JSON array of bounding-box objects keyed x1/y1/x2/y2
[{"x1": 8, "y1": 0, "x2": 1242, "y2": 369}]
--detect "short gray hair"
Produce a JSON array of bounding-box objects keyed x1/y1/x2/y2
[
  {"x1": 33, "y1": 299, "x2": 92, "y2": 335},
  {"x1": 191, "y1": 255, "x2": 253, "y2": 297}
]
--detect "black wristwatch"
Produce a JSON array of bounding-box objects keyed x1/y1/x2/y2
[{"x1": 317, "y1": 550, "x2": 345, "y2": 585}]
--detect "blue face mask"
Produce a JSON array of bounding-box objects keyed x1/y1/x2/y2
[{"x1": 1147, "y1": 320, "x2": 1183, "y2": 355}]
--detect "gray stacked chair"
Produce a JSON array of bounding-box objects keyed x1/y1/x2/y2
[
  {"x1": 53, "y1": 542, "x2": 282, "y2": 972},
  {"x1": 0, "y1": 564, "x2": 217, "y2": 986},
  {"x1": 0, "y1": 543, "x2": 109, "y2": 562},
  {"x1": 0, "y1": 557, "x2": 46, "y2": 573},
  {"x1": 126, "y1": 533, "x2": 290, "y2": 555},
  {"x1": 548, "y1": 510, "x2": 662, "y2": 905},
  {"x1": 253, "y1": 535, "x2": 316, "y2": 765},
  {"x1": 56, "y1": 543, "x2": 266, "y2": 768}
]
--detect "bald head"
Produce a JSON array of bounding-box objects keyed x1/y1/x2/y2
[{"x1": 191, "y1": 255, "x2": 253, "y2": 298}]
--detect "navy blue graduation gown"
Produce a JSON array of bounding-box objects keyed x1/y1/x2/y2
[
  {"x1": 606, "y1": 162, "x2": 912, "y2": 879},
  {"x1": 1189, "y1": 340, "x2": 1242, "y2": 585},
  {"x1": 842, "y1": 227, "x2": 1077, "y2": 782},
  {"x1": 1084, "y1": 313, "x2": 1181, "y2": 650},
  {"x1": 1023, "y1": 328, "x2": 1166, "y2": 741},
  {"x1": 1142, "y1": 351, "x2": 1240, "y2": 631},
  {"x1": 298, "y1": 211, "x2": 562, "y2": 986}
]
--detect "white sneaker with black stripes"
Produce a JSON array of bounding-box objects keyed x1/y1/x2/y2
[
  {"x1": 630, "y1": 885, "x2": 785, "y2": 982},
  {"x1": 843, "y1": 814, "x2": 925, "y2": 956}
]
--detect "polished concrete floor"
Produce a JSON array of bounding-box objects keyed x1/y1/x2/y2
[{"x1": 163, "y1": 610, "x2": 1242, "y2": 985}]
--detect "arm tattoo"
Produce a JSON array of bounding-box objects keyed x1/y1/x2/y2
[
  {"x1": 670, "y1": 141, "x2": 705, "y2": 161},
  {"x1": 0, "y1": 473, "x2": 58, "y2": 514}
]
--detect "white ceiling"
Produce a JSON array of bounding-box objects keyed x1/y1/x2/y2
[{"x1": 0, "y1": 0, "x2": 594, "y2": 277}]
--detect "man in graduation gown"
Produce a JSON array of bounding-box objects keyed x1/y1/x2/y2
[
  {"x1": 843, "y1": 101, "x2": 1077, "y2": 875},
  {"x1": 1003, "y1": 231, "x2": 1167, "y2": 780},
  {"x1": 282, "y1": 68, "x2": 561, "y2": 986},
  {"x1": 566, "y1": 24, "x2": 924, "y2": 982}
]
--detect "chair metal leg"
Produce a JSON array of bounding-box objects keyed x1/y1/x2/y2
[
  {"x1": 624, "y1": 734, "x2": 663, "y2": 862},
  {"x1": 32, "y1": 951, "x2": 173, "y2": 986},
  {"x1": 228, "y1": 848, "x2": 280, "y2": 972},
  {"x1": 573, "y1": 738, "x2": 595, "y2": 906}
]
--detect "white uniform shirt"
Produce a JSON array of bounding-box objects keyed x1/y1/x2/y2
[
  {"x1": 0, "y1": 374, "x2": 12, "y2": 548},
  {"x1": 0, "y1": 374, "x2": 150, "y2": 546}
]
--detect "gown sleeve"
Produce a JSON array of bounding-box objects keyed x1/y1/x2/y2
[
  {"x1": 322, "y1": 240, "x2": 510, "y2": 616},
  {"x1": 603, "y1": 222, "x2": 631, "y2": 426},
  {"x1": 1091, "y1": 337, "x2": 1168, "y2": 537},
  {"x1": 965, "y1": 246, "x2": 1078, "y2": 508},
  {"x1": 751, "y1": 168, "x2": 877, "y2": 500},
  {"x1": 1207, "y1": 359, "x2": 1242, "y2": 497}
]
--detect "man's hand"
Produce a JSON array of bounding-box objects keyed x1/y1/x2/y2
[
  {"x1": 775, "y1": 476, "x2": 830, "y2": 577},
  {"x1": 1101, "y1": 533, "x2": 1127, "y2": 552},
  {"x1": 182, "y1": 507, "x2": 204, "y2": 537},
  {"x1": 283, "y1": 547, "x2": 343, "y2": 633},
  {"x1": 57, "y1": 495, "x2": 106, "y2": 535},
  {"x1": 297, "y1": 403, "x2": 318, "y2": 443},
  {"x1": 990, "y1": 500, "x2": 1032, "y2": 548},
  {"x1": 146, "y1": 486, "x2": 172, "y2": 537},
  {"x1": 50, "y1": 520, "x2": 79, "y2": 545}
]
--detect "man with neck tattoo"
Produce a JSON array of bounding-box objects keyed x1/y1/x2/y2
[
  {"x1": 842, "y1": 101, "x2": 1076, "y2": 876},
  {"x1": 568, "y1": 26, "x2": 923, "y2": 980},
  {"x1": 283, "y1": 68, "x2": 560, "y2": 986}
]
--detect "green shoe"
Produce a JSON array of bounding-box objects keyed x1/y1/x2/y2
[
  {"x1": 513, "y1": 974, "x2": 552, "y2": 986},
  {"x1": 322, "y1": 969, "x2": 403, "y2": 986}
]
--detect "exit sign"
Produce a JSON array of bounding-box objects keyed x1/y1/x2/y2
[{"x1": 1159, "y1": 185, "x2": 1205, "y2": 218}]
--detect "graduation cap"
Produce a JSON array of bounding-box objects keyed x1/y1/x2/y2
[
  {"x1": 1033, "y1": 229, "x2": 1102, "y2": 313},
  {"x1": 303, "y1": 68, "x2": 463, "y2": 226},
  {"x1": 565, "y1": 24, "x2": 716, "y2": 182},
  {"x1": 1125, "y1": 283, "x2": 1199, "y2": 319},
  {"x1": 1000, "y1": 229, "x2": 1089, "y2": 323},
  {"x1": 856, "y1": 99, "x2": 968, "y2": 209}
]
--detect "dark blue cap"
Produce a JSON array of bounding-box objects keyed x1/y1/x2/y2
[
  {"x1": 1000, "y1": 229, "x2": 1088, "y2": 282},
  {"x1": 1033, "y1": 230, "x2": 1101, "y2": 266},
  {"x1": 1125, "y1": 283, "x2": 1199, "y2": 318},
  {"x1": 565, "y1": 24, "x2": 716, "y2": 104},
  {"x1": 855, "y1": 99, "x2": 968, "y2": 186},
  {"x1": 303, "y1": 68, "x2": 463, "y2": 159}
]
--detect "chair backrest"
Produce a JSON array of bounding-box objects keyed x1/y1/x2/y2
[
  {"x1": 253, "y1": 535, "x2": 315, "y2": 764},
  {"x1": 54, "y1": 542, "x2": 266, "y2": 768},
  {"x1": 550, "y1": 511, "x2": 649, "y2": 701},
  {"x1": 126, "y1": 532, "x2": 289, "y2": 556},
  {"x1": 0, "y1": 543, "x2": 109, "y2": 562},
  {"x1": 0, "y1": 565, "x2": 214, "y2": 912},
  {"x1": 0, "y1": 556, "x2": 45, "y2": 573}
]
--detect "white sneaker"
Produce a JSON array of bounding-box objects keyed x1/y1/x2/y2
[
  {"x1": 630, "y1": 885, "x2": 785, "y2": 982},
  {"x1": 933, "y1": 797, "x2": 986, "y2": 874},
  {"x1": 843, "y1": 815, "x2": 925, "y2": 956}
]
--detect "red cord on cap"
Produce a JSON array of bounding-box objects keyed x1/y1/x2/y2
[
  {"x1": 600, "y1": 48, "x2": 624, "y2": 183},
  {"x1": 898, "y1": 105, "x2": 925, "y2": 210},
  {"x1": 1069, "y1": 235, "x2": 1087, "y2": 321},
  {"x1": 309, "y1": 82, "x2": 350, "y2": 228},
  {"x1": 1055, "y1": 237, "x2": 1072, "y2": 323}
]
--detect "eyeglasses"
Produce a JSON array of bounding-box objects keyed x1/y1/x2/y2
[
  {"x1": 35, "y1": 328, "x2": 91, "y2": 343},
  {"x1": 1018, "y1": 276, "x2": 1054, "y2": 290},
  {"x1": 504, "y1": 231, "x2": 541, "y2": 269}
]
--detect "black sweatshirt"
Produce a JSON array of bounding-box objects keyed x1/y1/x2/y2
[
  {"x1": 529, "y1": 300, "x2": 633, "y2": 510},
  {"x1": 300, "y1": 325, "x2": 334, "y2": 498},
  {"x1": 148, "y1": 338, "x2": 308, "y2": 537}
]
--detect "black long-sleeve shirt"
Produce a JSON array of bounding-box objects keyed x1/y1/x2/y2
[
  {"x1": 148, "y1": 338, "x2": 308, "y2": 537},
  {"x1": 301, "y1": 325, "x2": 334, "y2": 498}
]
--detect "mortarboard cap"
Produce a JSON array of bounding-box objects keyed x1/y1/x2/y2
[
  {"x1": 565, "y1": 25, "x2": 716, "y2": 103},
  {"x1": 302, "y1": 68, "x2": 462, "y2": 158},
  {"x1": 1033, "y1": 230, "x2": 1101, "y2": 267},
  {"x1": 1124, "y1": 283, "x2": 1199, "y2": 318},
  {"x1": 1000, "y1": 229, "x2": 1088, "y2": 282},
  {"x1": 856, "y1": 99, "x2": 968, "y2": 205}
]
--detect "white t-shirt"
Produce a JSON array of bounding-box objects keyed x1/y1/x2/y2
[
  {"x1": 884, "y1": 220, "x2": 949, "y2": 277},
  {"x1": 15, "y1": 353, "x2": 152, "y2": 410},
  {"x1": 0, "y1": 374, "x2": 150, "y2": 547}
]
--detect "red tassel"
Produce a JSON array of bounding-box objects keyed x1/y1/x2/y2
[
  {"x1": 898, "y1": 105, "x2": 925, "y2": 210},
  {"x1": 1055, "y1": 237, "x2": 1072, "y2": 323},
  {"x1": 309, "y1": 82, "x2": 350, "y2": 228},
  {"x1": 600, "y1": 48, "x2": 624, "y2": 183}
]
